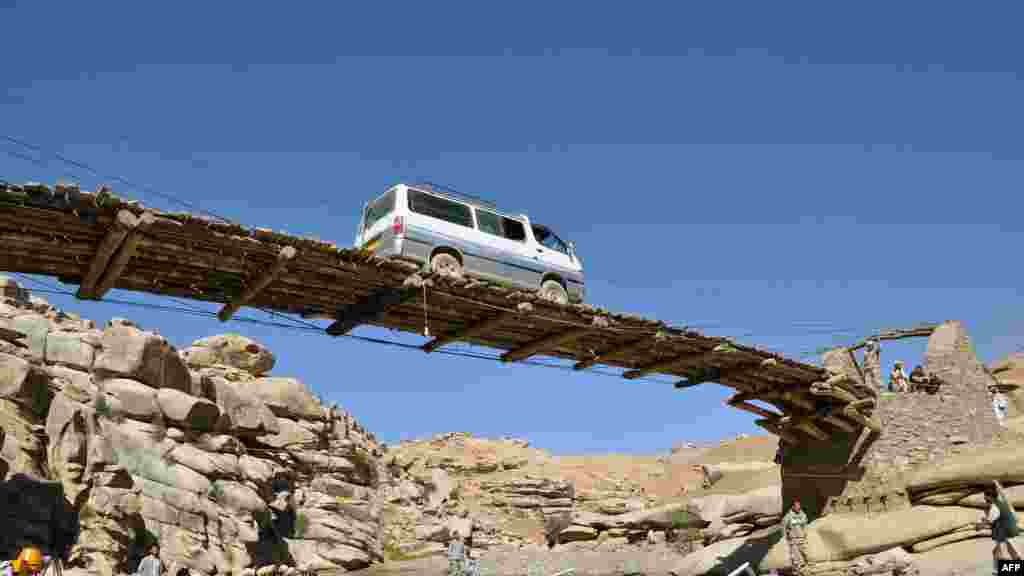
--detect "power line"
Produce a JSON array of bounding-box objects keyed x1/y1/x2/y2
[{"x1": 2, "y1": 135, "x2": 234, "y2": 224}]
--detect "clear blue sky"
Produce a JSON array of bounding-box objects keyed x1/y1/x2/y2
[{"x1": 2, "y1": 2, "x2": 1022, "y2": 454}]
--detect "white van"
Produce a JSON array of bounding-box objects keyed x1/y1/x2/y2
[{"x1": 354, "y1": 183, "x2": 585, "y2": 304}]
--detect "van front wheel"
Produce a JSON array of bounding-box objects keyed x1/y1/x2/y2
[
  {"x1": 540, "y1": 280, "x2": 569, "y2": 305},
  {"x1": 430, "y1": 252, "x2": 463, "y2": 279}
]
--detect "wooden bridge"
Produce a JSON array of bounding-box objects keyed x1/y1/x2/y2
[{"x1": 0, "y1": 180, "x2": 879, "y2": 445}]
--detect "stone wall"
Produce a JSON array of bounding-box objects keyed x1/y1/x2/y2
[{"x1": 782, "y1": 321, "x2": 1013, "y2": 519}]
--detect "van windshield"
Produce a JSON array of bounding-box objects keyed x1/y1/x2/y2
[
  {"x1": 363, "y1": 189, "x2": 396, "y2": 232},
  {"x1": 531, "y1": 224, "x2": 570, "y2": 255}
]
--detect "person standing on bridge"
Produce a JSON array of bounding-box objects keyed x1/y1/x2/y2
[
  {"x1": 783, "y1": 500, "x2": 810, "y2": 575},
  {"x1": 862, "y1": 339, "x2": 883, "y2": 391}
]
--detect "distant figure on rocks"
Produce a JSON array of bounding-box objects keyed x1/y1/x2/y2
[
  {"x1": 978, "y1": 488, "x2": 1020, "y2": 575},
  {"x1": 447, "y1": 535, "x2": 466, "y2": 576},
  {"x1": 863, "y1": 339, "x2": 882, "y2": 390},
  {"x1": 783, "y1": 500, "x2": 809, "y2": 576},
  {"x1": 889, "y1": 361, "x2": 909, "y2": 393},
  {"x1": 135, "y1": 545, "x2": 162, "y2": 576},
  {"x1": 991, "y1": 387, "x2": 1009, "y2": 426}
]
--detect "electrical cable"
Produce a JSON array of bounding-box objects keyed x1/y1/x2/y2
[
  {"x1": 2, "y1": 135, "x2": 234, "y2": 224},
  {"x1": 11, "y1": 274, "x2": 686, "y2": 385}
]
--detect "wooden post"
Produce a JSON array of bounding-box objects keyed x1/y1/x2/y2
[
  {"x1": 77, "y1": 209, "x2": 136, "y2": 299},
  {"x1": 501, "y1": 326, "x2": 591, "y2": 363},
  {"x1": 622, "y1": 349, "x2": 716, "y2": 380},
  {"x1": 217, "y1": 246, "x2": 298, "y2": 322},
  {"x1": 92, "y1": 212, "x2": 156, "y2": 299},
  {"x1": 422, "y1": 309, "x2": 519, "y2": 353}
]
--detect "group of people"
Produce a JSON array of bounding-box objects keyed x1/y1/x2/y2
[
  {"x1": 783, "y1": 488, "x2": 1020, "y2": 576},
  {"x1": 887, "y1": 360, "x2": 938, "y2": 393}
]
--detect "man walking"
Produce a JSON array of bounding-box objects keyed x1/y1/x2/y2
[
  {"x1": 979, "y1": 488, "x2": 1020, "y2": 576},
  {"x1": 783, "y1": 500, "x2": 810, "y2": 576}
]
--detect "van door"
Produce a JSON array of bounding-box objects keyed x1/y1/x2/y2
[
  {"x1": 530, "y1": 224, "x2": 576, "y2": 273},
  {"x1": 473, "y1": 208, "x2": 538, "y2": 289}
]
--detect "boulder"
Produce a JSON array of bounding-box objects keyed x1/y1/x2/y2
[
  {"x1": 907, "y1": 443, "x2": 1024, "y2": 492},
  {"x1": 0, "y1": 352, "x2": 31, "y2": 398},
  {"x1": 181, "y1": 334, "x2": 275, "y2": 376},
  {"x1": 760, "y1": 505, "x2": 981, "y2": 568},
  {"x1": 101, "y1": 378, "x2": 158, "y2": 421},
  {"x1": 245, "y1": 377, "x2": 322, "y2": 420},
  {"x1": 559, "y1": 525, "x2": 598, "y2": 542},
  {"x1": 959, "y1": 483, "x2": 1024, "y2": 508},
  {"x1": 45, "y1": 330, "x2": 97, "y2": 371},
  {"x1": 11, "y1": 314, "x2": 50, "y2": 360},
  {"x1": 156, "y1": 388, "x2": 220, "y2": 431},
  {"x1": 258, "y1": 417, "x2": 316, "y2": 449},
  {"x1": 93, "y1": 324, "x2": 190, "y2": 392},
  {"x1": 208, "y1": 377, "x2": 278, "y2": 435}
]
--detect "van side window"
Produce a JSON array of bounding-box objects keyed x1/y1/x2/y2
[
  {"x1": 363, "y1": 190, "x2": 395, "y2": 231},
  {"x1": 476, "y1": 209, "x2": 527, "y2": 242},
  {"x1": 503, "y1": 218, "x2": 527, "y2": 242},
  {"x1": 408, "y1": 190, "x2": 473, "y2": 228}
]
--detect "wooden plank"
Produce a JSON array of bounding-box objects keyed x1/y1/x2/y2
[
  {"x1": 92, "y1": 212, "x2": 157, "y2": 298},
  {"x1": 573, "y1": 336, "x2": 654, "y2": 371},
  {"x1": 622, "y1": 349, "x2": 716, "y2": 380},
  {"x1": 326, "y1": 285, "x2": 419, "y2": 336},
  {"x1": 217, "y1": 246, "x2": 298, "y2": 322},
  {"x1": 728, "y1": 396, "x2": 784, "y2": 419},
  {"x1": 501, "y1": 326, "x2": 592, "y2": 363},
  {"x1": 781, "y1": 417, "x2": 829, "y2": 441},
  {"x1": 422, "y1": 308, "x2": 522, "y2": 353},
  {"x1": 77, "y1": 209, "x2": 136, "y2": 299},
  {"x1": 848, "y1": 326, "x2": 939, "y2": 351}
]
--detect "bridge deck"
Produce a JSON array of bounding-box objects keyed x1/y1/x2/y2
[{"x1": 0, "y1": 181, "x2": 869, "y2": 443}]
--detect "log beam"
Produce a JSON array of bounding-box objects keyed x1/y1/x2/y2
[
  {"x1": 502, "y1": 326, "x2": 592, "y2": 363},
  {"x1": 92, "y1": 212, "x2": 157, "y2": 299},
  {"x1": 622, "y1": 349, "x2": 716, "y2": 380},
  {"x1": 77, "y1": 209, "x2": 136, "y2": 299},
  {"x1": 574, "y1": 336, "x2": 654, "y2": 371},
  {"x1": 422, "y1": 308, "x2": 522, "y2": 353},
  {"x1": 217, "y1": 246, "x2": 298, "y2": 322},
  {"x1": 326, "y1": 285, "x2": 419, "y2": 336},
  {"x1": 728, "y1": 396, "x2": 784, "y2": 420},
  {"x1": 848, "y1": 326, "x2": 939, "y2": 351}
]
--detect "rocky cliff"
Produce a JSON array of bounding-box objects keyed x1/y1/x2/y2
[{"x1": 0, "y1": 276, "x2": 386, "y2": 576}]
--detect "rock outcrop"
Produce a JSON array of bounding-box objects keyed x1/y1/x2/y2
[{"x1": 0, "y1": 277, "x2": 386, "y2": 576}]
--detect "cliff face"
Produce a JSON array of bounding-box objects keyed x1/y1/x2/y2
[{"x1": 0, "y1": 276, "x2": 386, "y2": 576}]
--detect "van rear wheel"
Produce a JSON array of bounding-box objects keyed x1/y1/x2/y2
[
  {"x1": 430, "y1": 252, "x2": 463, "y2": 279},
  {"x1": 540, "y1": 280, "x2": 569, "y2": 305}
]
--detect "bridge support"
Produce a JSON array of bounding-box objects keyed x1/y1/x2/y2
[
  {"x1": 217, "y1": 246, "x2": 298, "y2": 322},
  {"x1": 78, "y1": 210, "x2": 157, "y2": 299},
  {"x1": 326, "y1": 285, "x2": 419, "y2": 336},
  {"x1": 77, "y1": 209, "x2": 136, "y2": 299}
]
